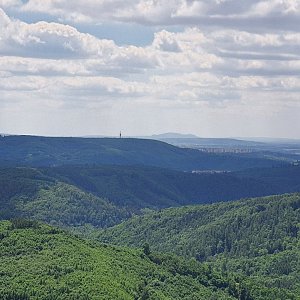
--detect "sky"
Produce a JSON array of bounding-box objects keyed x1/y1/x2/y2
[{"x1": 0, "y1": 0, "x2": 300, "y2": 138}]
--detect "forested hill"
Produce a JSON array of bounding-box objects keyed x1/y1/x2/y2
[
  {"x1": 45, "y1": 164, "x2": 300, "y2": 208},
  {"x1": 1, "y1": 165, "x2": 300, "y2": 229},
  {"x1": 0, "y1": 135, "x2": 285, "y2": 171},
  {"x1": 0, "y1": 219, "x2": 239, "y2": 300},
  {"x1": 99, "y1": 193, "x2": 300, "y2": 259},
  {"x1": 99, "y1": 193, "x2": 300, "y2": 299},
  {"x1": 0, "y1": 167, "x2": 130, "y2": 228}
]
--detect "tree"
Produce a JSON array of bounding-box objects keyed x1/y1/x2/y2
[{"x1": 143, "y1": 243, "x2": 151, "y2": 256}]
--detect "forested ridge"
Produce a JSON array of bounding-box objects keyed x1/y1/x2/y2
[
  {"x1": 0, "y1": 167, "x2": 130, "y2": 229},
  {"x1": 0, "y1": 135, "x2": 284, "y2": 171},
  {"x1": 1, "y1": 165, "x2": 300, "y2": 227},
  {"x1": 46, "y1": 164, "x2": 300, "y2": 208},
  {"x1": 99, "y1": 193, "x2": 300, "y2": 299},
  {"x1": 99, "y1": 193, "x2": 300, "y2": 258},
  {"x1": 0, "y1": 180, "x2": 299, "y2": 299},
  {"x1": 1, "y1": 191, "x2": 299, "y2": 300},
  {"x1": 0, "y1": 136, "x2": 299, "y2": 299}
]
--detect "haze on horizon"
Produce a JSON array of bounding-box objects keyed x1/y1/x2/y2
[{"x1": 1, "y1": 1, "x2": 300, "y2": 139}]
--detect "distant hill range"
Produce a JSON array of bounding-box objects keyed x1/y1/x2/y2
[
  {"x1": 1, "y1": 164, "x2": 300, "y2": 229},
  {"x1": 146, "y1": 133, "x2": 264, "y2": 147},
  {"x1": 235, "y1": 137, "x2": 300, "y2": 144},
  {"x1": 0, "y1": 135, "x2": 285, "y2": 171},
  {"x1": 145, "y1": 133, "x2": 300, "y2": 162},
  {"x1": 151, "y1": 132, "x2": 200, "y2": 139},
  {"x1": 150, "y1": 133, "x2": 300, "y2": 144},
  {"x1": 45, "y1": 164, "x2": 300, "y2": 209},
  {"x1": 0, "y1": 133, "x2": 299, "y2": 300}
]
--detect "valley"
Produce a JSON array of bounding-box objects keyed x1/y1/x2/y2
[
  {"x1": 1, "y1": 1, "x2": 299, "y2": 299},
  {"x1": 0, "y1": 136, "x2": 299, "y2": 299}
]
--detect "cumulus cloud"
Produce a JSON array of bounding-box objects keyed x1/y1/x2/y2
[
  {"x1": 0, "y1": 8, "x2": 160, "y2": 75},
  {"x1": 1, "y1": 8, "x2": 299, "y2": 79},
  {"x1": 0, "y1": 0, "x2": 21, "y2": 8},
  {"x1": 1, "y1": 4, "x2": 300, "y2": 138},
  {"x1": 249, "y1": 0, "x2": 300, "y2": 17},
  {"x1": 0, "y1": 9, "x2": 117, "y2": 59},
  {"x1": 3, "y1": 0, "x2": 297, "y2": 32},
  {"x1": 152, "y1": 30, "x2": 181, "y2": 52}
]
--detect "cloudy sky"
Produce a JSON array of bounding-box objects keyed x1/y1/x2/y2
[{"x1": 0, "y1": 0, "x2": 300, "y2": 138}]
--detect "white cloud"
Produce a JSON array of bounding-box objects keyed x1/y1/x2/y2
[
  {"x1": 0, "y1": 10, "x2": 117, "y2": 58},
  {"x1": 5, "y1": 0, "x2": 297, "y2": 33},
  {"x1": 1, "y1": 5, "x2": 300, "y2": 138},
  {"x1": 0, "y1": 0, "x2": 21, "y2": 8},
  {"x1": 250, "y1": 0, "x2": 300, "y2": 16},
  {"x1": 0, "y1": 8, "x2": 161, "y2": 75},
  {"x1": 0, "y1": 56, "x2": 90, "y2": 75},
  {"x1": 173, "y1": 1, "x2": 210, "y2": 17},
  {"x1": 152, "y1": 30, "x2": 181, "y2": 52},
  {"x1": 1, "y1": 9, "x2": 299, "y2": 80},
  {"x1": 0, "y1": 5, "x2": 10, "y2": 24}
]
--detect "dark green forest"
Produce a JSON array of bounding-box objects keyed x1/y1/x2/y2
[
  {"x1": 0, "y1": 167, "x2": 130, "y2": 229},
  {"x1": 0, "y1": 136, "x2": 300, "y2": 299},
  {"x1": 45, "y1": 164, "x2": 300, "y2": 208},
  {"x1": 1, "y1": 165, "x2": 300, "y2": 224},
  {"x1": 0, "y1": 135, "x2": 285, "y2": 171}
]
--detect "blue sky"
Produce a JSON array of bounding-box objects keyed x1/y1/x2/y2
[{"x1": 0, "y1": 0, "x2": 300, "y2": 138}]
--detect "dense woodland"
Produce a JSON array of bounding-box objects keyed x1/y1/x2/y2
[
  {"x1": 0, "y1": 135, "x2": 285, "y2": 171},
  {"x1": 0, "y1": 220, "x2": 239, "y2": 300},
  {"x1": 99, "y1": 193, "x2": 300, "y2": 299},
  {"x1": 0, "y1": 136, "x2": 299, "y2": 299},
  {"x1": 0, "y1": 168, "x2": 130, "y2": 228},
  {"x1": 46, "y1": 164, "x2": 300, "y2": 208},
  {"x1": 1, "y1": 165, "x2": 300, "y2": 227}
]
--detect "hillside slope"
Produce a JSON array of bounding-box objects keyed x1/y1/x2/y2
[
  {"x1": 0, "y1": 135, "x2": 284, "y2": 171},
  {"x1": 45, "y1": 165, "x2": 268, "y2": 209},
  {"x1": 0, "y1": 220, "x2": 238, "y2": 300},
  {"x1": 0, "y1": 168, "x2": 130, "y2": 228},
  {"x1": 46, "y1": 165, "x2": 300, "y2": 209},
  {"x1": 99, "y1": 193, "x2": 300, "y2": 299},
  {"x1": 1, "y1": 165, "x2": 300, "y2": 225},
  {"x1": 99, "y1": 193, "x2": 300, "y2": 258}
]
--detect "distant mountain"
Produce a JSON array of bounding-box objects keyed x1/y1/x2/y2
[
  {"x1": 153, "y1": 137, "x2": 264, "y2": 147},
  {"x1": 151, "y1": 132, "x2": 200, "y2": 139},
  {"x1": 0, "y1": 135, "x2": 284, "y2": 171},
  {"x1": 99, "y1": 193, "x2": 300, "y2": 299},
  {"x1": 148, "y1": 136, "x2": 300, "y2": 162},
  {"x1": 146, "y1": 133, "x2": 265, "y2": 149},
  {"x1": 151, "y1": 134, "x2": 300, "y2": 146},
  {"x1": 235, "y1": 137, "x2": 300, "y2": 144}
]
